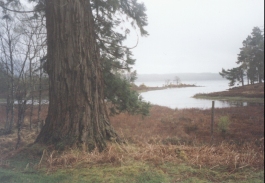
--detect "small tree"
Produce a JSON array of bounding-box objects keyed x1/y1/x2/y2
[
  {"x1": 165, "y1": 79, "x2": 170, "y2": 86},
  {"x1": 174, "y1": 76, "x2": 181, "y2": 85},
  {"x1": 0, "y1": 8, "x2": 47, "y2": 150},
  {"x1": 0, "y1": 16, "x2": 18, "y2": 134}
]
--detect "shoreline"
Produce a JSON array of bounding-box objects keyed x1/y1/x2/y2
[
  {"x1": 132, "y1": 83, "x2": 199, "y2": 93},
  {"x1": 193, "y1": 83, "x2": 264, "y2": 103}
]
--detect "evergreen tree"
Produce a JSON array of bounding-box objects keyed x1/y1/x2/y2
[
  {"x1": 93, "y1": 0, "x2": 150, "y2": 115},
  {"x1": 236, "y1": 35, "x2": 252, "y2": 85},
  {"x1": 220, "y1": 27, "x2": 264, "y2": 86},
  {"x1": 249, "y1": 27, "x2": 264, "y2": 83},
  {"x1": 219, "y1": 67, "x2": 244, "y2": 86},
  {"x1": 1, "y1": 0, "x2": 150, "y2": 116},
  {"x1": 0, "y1": 0, "x2": 149, "y2": 151}
]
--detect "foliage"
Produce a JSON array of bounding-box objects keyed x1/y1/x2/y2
[
  {"x1": 220, "y1": 27, "x2": 264, "y2": 86},
  {"x1": 219, "y1": 67, "x2": 244, "y2": 87},
  {"x1": 105, "y1": 71, "x2": 150, "y2": 116},
  {"x1": 92, "y1": 0, "x2": 150, "y2": 116}
]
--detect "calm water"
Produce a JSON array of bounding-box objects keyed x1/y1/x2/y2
[{"x1": 135, "y1": 80, "x2": 240, "y2": 109}]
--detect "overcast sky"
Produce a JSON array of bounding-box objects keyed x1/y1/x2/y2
[{"x1": 126, "y1": 0, "x2": 264, "y2": 74}]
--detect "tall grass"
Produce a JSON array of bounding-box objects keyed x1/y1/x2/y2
[{"x1": 0, "y1": 105, "x2": 264, "y2": 182}]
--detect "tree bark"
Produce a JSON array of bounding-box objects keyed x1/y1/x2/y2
[{"x1": 35, "y1": 0, "x2": 119, "y2": 152}]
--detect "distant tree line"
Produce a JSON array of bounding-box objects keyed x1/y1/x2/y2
[
  {"x1": 220, "y1": 27, "x2": 264, "y2": 86},
  {"x1": 164, "y1": 76, "x2": 182, "y2": 86},
  {"x1": 0, "y1": 11, "x2": 48, "y2": 143}
]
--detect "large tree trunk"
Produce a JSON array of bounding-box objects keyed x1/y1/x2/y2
[{"x1": 35, "y1": 0, "x2": 119, "y2": 152}]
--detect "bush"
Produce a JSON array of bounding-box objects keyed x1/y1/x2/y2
[
  {"x1": 185, "y1": 123, "x2": 198, "y2": 134},
  {"x1": 218, "y1": 116, "x2": 231, "y2": 136},
  {"x1": 139, "y1": 83, "x2": 147, "y2": 89}
]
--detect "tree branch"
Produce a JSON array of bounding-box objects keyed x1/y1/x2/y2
[{"x1": 0, "y1": 2, "x2": 44, "y2": 13}]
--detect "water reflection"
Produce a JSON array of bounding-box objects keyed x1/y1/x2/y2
[
  {"x1": 0, "y1": 100, "x2": 49, "y2": 105},
  {"x1": 220, "y1": 100, "x2": 264, "y2": 107}
]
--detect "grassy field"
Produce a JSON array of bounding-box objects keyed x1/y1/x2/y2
[
  {"x1": 0, "y1": 101, "x2": 264, "y2": 182},
  {"x1": 0, "y1": 161, "x2": 263, "y2": 183},
  {"x1": 0, "y1": 83, "x2": 264, "y2": 182}
]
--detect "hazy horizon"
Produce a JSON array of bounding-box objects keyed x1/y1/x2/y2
[
  {"x1": 136, "y1": 72, "x2": 226, "y2": 82},
  {"x1": 126, "y1": 0, "x2": 264, "y2": 74}
]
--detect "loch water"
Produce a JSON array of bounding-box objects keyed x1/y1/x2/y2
[{"x1": 135, "y1": 80, "x2": 248, "y2": 109}]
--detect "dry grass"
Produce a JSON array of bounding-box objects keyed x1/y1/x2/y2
[
  {"x1": 35, "y1": 140, "x2": 263, "y2": 173},
  {"x1": 0, "y1": 104, "x2": 264, "y2": 172},
  {"x1": 111, "y1": 105, "x2": 264, "y2": 145}
]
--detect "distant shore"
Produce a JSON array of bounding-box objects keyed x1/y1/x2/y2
[
  {"x1": 193, "y1": 82, "x2": 264, "y2": 103},
  {"x1": 132, "y1": 83, "x2": 199, "y2": 93}
]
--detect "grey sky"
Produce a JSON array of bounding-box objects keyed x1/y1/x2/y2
[{"x1": 127, "y1": 0, "x2": 264, "y2": 74}]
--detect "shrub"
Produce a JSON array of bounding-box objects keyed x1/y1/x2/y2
[
  {"x1": 139, "y1": 83, "x2": 147, "y2": 89},
  {"x1": 185, "y1": 123, "x2": 198, "y2": 134},
  {"x1": 218, "y1": 116, "x2": 231, "y2": 137}
]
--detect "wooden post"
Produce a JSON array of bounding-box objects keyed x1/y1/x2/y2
[{"x1": 211, "y1": 101, "x2": 215, "y2": 144}]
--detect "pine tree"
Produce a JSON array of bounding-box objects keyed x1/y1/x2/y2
[
  {"x1": 0, "y1": 0, "x2": 149, "y2": 151},
  {"x1": 220, "y1": 27, "x2": 264, "y2": 86},
  {"x1": 249, "y1": 27, "x2": 264, "y2": 83},
  {"x1": 219, "y1": 67, "x2": 244, "y2": 86}
]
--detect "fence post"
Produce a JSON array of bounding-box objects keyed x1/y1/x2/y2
[{"x1": 211, "y1": 101, "x2": 215, "y2": 144}]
